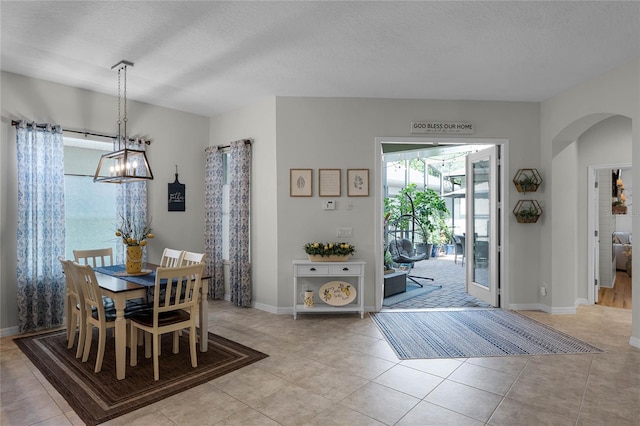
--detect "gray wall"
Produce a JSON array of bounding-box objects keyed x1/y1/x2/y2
[{"x1": 1, "y1": 71, "x2": 210, "y2": 332}]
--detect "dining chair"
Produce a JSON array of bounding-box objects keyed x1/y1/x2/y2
[
  {"x1": 181, "y1": 251, "x2": 206, "y2": 266},
  {"x1": 70, "y1": 262, "x2": 143, "y2": 373},
  {"x1": 159, "y1": 248, "x2": 185, "y2": 268},
  {"x1": 59, "y1": 256, "x2": 87, "y2": 358},
  {"x1": 73, "y1": 248, "x2": 114, "y2": 267},
  {"x1": 129, "y1": 263, "x2": 205, "y2": 381}
]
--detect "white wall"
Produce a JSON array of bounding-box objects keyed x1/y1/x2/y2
[
  {"x1": 1, "y1": 71, "x2": 209, "y2": 331},
  {"x1": 577, "y1": 115, "x2": 632, "y2": 296},
  {"x1": 274, "y1": 97, "x2": 540, "y2": 310},
  {"x1": 209, "y1": 98, "x2": 279, "y2": 309},
  {"x1": 540, "y1": 59, "x2": 639, "y2": 346}
]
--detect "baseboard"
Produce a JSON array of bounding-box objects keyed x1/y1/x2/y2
[
  {"x1": 630, "y1": 336, "x2": 640, "y2": 349},
  {"x1": 509, "y1": 303, "x2": 549, "y2": 313},
  {"x1": 0, "y1": 326, "x2": 20, "y2": 338}
]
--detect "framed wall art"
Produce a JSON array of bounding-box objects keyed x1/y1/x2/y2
[
  {"x1": 319, "y1": 169, "x2": 341, "y2": 197},
  {"x1": 347, "y1": 169, "x2": 369, "y2": 197},
  {"x1": 290, "y1": 168, "x2": 313, "y2": 197}
]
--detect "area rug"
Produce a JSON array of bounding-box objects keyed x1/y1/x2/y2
[
  {"x1": 370, "y1": 309, "x2": 604, "y2": 359},
  {"x1": 383, "y1": 283, "x2": 441, "y2": 307},
  {"x1": 15, "y1": 329, "x2": 268, "y2": 425}
]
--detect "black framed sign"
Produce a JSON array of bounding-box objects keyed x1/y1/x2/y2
[{"x1": 168, "y1": 171, "x2": 185, "y2": 211}]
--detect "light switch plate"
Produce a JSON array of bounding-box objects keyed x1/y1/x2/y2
[{"x1": 337, "y1": 227, "x2": 353, "y2": 237}]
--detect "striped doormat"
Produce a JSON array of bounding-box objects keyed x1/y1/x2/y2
[{"x1": 370, "y1": 309, "x2": 604, "y2": 359}]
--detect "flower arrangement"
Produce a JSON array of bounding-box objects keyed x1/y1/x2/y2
[
  {"x1": 613, "y1": 178, "x2": 627, "y2": 206},
  {"x1": 304, "y1": 241, "x2": 356, "y2": 257},
  {"x1": 115, "y1": 215, "x2": 154, "y2": 247}
]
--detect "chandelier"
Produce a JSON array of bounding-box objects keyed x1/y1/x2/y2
[{"x1": 94, "y1": 60, "x2": 153, "y2": 183}]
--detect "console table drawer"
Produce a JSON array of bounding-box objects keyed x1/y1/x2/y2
[
  {"x1": 295, "y1": 265, "x2": 329, "y2": 275},
  {"x1": 329, "y1": 265, "x2": 362, "y2": 275}
]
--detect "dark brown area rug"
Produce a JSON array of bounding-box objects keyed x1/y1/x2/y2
[{"x1": 15, "y1": 329, "x2": 268, "y2": 425}]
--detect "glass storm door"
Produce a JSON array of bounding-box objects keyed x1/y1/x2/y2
[{"x1": 465, "y1": 146, "x2": 499, "y2": 306}]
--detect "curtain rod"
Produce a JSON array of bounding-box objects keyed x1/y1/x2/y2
[
  {"x1": 11, "y1": 120, "x2": 151, "y2": 145},
  {"x1": 210, "y1": 139, "x2": 252, "y2": 151}
]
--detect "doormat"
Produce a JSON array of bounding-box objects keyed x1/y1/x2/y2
[{"x1": 370, "y1": 309, "x2": 604, "y2": 359}]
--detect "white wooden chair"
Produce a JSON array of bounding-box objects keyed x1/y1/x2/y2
[
  {"x1": 181, "y1": 251, "x2": 206, "y2": 266},
  {"x1": 129, "y1": 263, "x2": 204, "y2": 381},
  {"x1": 73, "y1": 248, "x2": 113, "y2": 267},
  {"x1": 159, "y1": 248, "x2": 185, "y2": 268},
  {"x1": 59, "y1": 256, "x2": 87, "y2": 358},
  {"x1": 71, "y1": 262, "x2": 143, "y2": 373}
]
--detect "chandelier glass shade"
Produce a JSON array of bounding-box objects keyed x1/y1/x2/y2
[{"x1": 94, "y1": 60, "x2": 153, "y2": 183}]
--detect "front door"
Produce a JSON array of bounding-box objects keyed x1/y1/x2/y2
[{"x1": 465, "y1": 146, "x2": 499, "y2": 306}]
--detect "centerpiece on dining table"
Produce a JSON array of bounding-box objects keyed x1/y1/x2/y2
[
  {"x1": 116, "y1": 215, "x2": 154, "y2": 274},
  {"x1": 304, "y1": 241, "x2": 356, "y2": 262}
]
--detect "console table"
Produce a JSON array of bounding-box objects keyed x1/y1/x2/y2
[{"x1": 292, "y1": 259, "x2": 365, "y2": 319}]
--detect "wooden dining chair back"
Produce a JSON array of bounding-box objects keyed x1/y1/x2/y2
[
  {"x1": 73, "y1": 248, "x2": 114, "y2": 267},
  {"x1": 159, "y1": 248, "x2": 185, "y2": 268},
  {"x1": 59, "y1": 256, "x2": 87, "y2": 358},
  {"x1": 70, "y1": 261, "x2": 119, "y2": 373},
  {"x1": 129, "y1": 263, "x2": 205, "y2": 381},
  {"x1": 181, "y1": 251, "x2": 206, "y2": 266}
]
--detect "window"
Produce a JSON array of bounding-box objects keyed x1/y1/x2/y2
[{"x1": 63, "y1": 138, "x2": 117, "y2": 259}]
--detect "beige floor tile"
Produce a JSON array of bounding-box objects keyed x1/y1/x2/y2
[
  {"x1": 341, "y1": 382, "x2": 420, "y2": 425},
  {"x1": 361, "y1": 339, "x2": 401, "y2": 362},
  {"x1": 506, "y1": 375, "x2": 585, "y2": 419},
  {"x1": 159, "y1": 382, "x2": 250, "y2": 425},
  {"x1": 251, "y1": 384, "x2": 334, "y2": 426},
  {"x1": 373, "y1": 364, "x2": 443, "y2": 398},
  {"x1": 211, "y1": 366, "x2": 292, "y2": 405},
  {"x1": 396, "y1": 400, "x2": 484, "y2": 426},
  {"x1": 465, "y1": 355, "x2": 529, "y2": 376},
  {"x1": 31, "y1": 414, "x2": 74, "y2": 426},
  {"x1": 0, "y1": 373, "x2": 50, "y2": 404},
  {"x1": 307, "y1": 405, "x2": 386, "y2": 426},
  {"x1": 425, "y1": 380, "x2": 502, "y2": 423},
  {"x1": 0, "y1": 394, "x2": 63, "y2": 426},
  {"x1": 399, "y1": 357, "x2": 464, "y2": 378},
  {"x1": 212, "y1": 408, "x2": 282, "y2": 425},
  {"x1": 448, "y1": 362, "x2": 518, "y2": 396},
  {"x1": 488, "y1": 397, "x2": 576, "y2": 426}
]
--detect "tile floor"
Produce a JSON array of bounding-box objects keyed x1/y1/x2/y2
[{"x1": 1, "y1": 302, "x2": 639, "y2": 425}]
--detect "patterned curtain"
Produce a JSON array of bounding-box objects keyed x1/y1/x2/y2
[
  {"x1": 228, "y1": 140, "x2": 252, "y2": 306},
  {"x1": 114, "y1": 139, "x2": 149, "y2": 264},
  {"x1": 16, "y1": 121, "x2": 66, "y2": 332},
  {"x1": 204, "y1": 147, "x2": 225, "y2": 299}
]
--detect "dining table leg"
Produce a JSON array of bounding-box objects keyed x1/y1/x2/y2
[{"x1": 113, "y1": 295, "x2": 128, "y2": 380}]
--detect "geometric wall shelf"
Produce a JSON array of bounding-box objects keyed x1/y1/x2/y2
[
  {"x1": 513, "y1": 199, "x2": 543, "y2": 223},
  {"x1": 513, "y1": 168, "x2": 542, "y2": 193}
]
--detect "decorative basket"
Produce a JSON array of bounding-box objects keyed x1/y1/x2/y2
[
  {"x1": 308, "y1": 254, "x2": 351, "y2": 262},
  {"x1": 612, "y1": 205, "x2": 627, "y2": 215}
]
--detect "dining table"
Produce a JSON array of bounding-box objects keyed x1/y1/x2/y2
[{"x1": 93, "y1": 263, "x2": 210, "y2": 380}]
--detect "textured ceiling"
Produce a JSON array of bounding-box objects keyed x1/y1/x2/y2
[{"x1": 2, "y1": 1, "x2": 639, "y2": 117}]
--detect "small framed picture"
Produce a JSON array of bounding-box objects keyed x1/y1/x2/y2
[
  {"x1": 347, "y1": 169, "x2": 369, "y2": 197},
  {"x1": 290, "y1": 169, "x2": 313, "y2": 197},
  {"x1": 319, "y1": 169, "x2": 341, "y2": 197}
]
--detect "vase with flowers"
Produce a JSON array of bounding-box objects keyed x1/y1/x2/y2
[
  {"x1": 116, "y1": 215, "x2": 154, "y2": 274},
  {"x1": 304, "y1": 241, "x2": 356, "y2": 262},
  {"x1": 612, "y1": 178, "x2": 627, "y2": 214}
]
